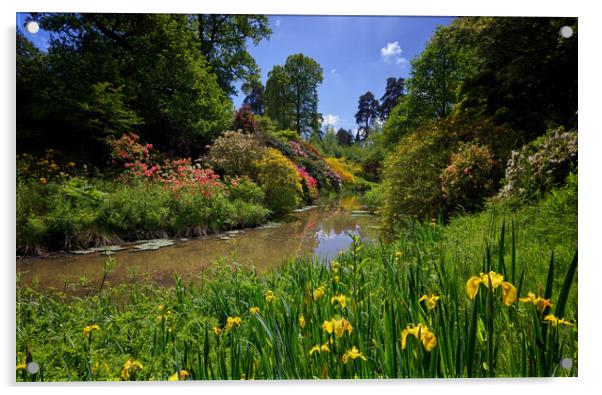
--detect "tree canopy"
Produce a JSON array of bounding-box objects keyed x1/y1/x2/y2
[
  {"x1": 355, "y1": 91, "x2": 380, "y2": 142},
  {"x1": 264, "y1": 54, "x2": 324, "y2": 136}
]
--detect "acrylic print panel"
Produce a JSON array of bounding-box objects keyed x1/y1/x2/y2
[{"x1": 16, "y1": 13, "x2": 577, "y2": 381}]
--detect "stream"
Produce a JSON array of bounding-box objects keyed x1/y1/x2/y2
[{"x1": 17, "y1": 194, "x2": 383, "y2": 291}]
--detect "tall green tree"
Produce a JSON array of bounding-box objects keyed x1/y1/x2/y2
[
  {"x1": 455, "y1": 17, "x2": 578, "y2": 140},
  {"x1": 25, "y1": 13, "x2": 233, "y2": 158},
  {"x1": 354, "y1": 91, "x2": 380, "y2": 142},
  {"x1": 264, "y1": 54, "x2": 324, "y2": 136},
  {"x1": 192, "y1": 15, "x2": 272, "y2": 95},
  {"x1": 336, "y1": 128, "x2": 353, "y2": 146},
  {"x1": 264, "y1": 65, "x2": 293, "y2": 130},
  {"x1": 379, "y1": 77, "x2": 405, "y2": 120}
]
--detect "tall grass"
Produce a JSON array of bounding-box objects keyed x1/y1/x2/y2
[{"x1": 16, "y1": 221, "x2": 577, "y2": 381}]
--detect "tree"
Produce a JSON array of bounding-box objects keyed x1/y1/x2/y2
[
  {"x1": 379, "y1": 77, "x2": 405, "y2": 120},
  {"x1": 192, "y1": 15, "x2": 271, "y2": 95},
  {"x1": 264, "y1": 54, "x2": 324, "y2": 136},
  {"x1": 455, "y1": 17, "x2": 577, "y2": 141},
  {"x1": 233, "y1": 104, "x2": 258, "y2": 134},
  {"x1": 354, "y1": 91, "x2": 380, "y2": 142},
  {"x1": 242, "y1": 81, "x2": 265, "y2": 115},
  {"x1": 264, "y1": 65, "x2": 293, "y2": 130},
  {"x1": 26, "y1": 13, "x2": 233, "y2": 158},
  {"x1": 336, "y1": 128, "x2": 353, "y2": 146}
]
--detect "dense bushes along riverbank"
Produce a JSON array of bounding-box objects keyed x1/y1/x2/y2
[
  {"x1": 16, "y1": 180, "x2": 577, "y2": 380},
  {"x1": 17, "y1": 131, "x2": 362, "y2": 254}
]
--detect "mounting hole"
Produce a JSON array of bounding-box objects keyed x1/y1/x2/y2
[
  {"x1": 559, "y1": 26, "x2": 573, "y2": 39},
  {"x1": 559, "y1": 357, "x2": 573, "y2": 370},
  {"x1": 25, "y1": 21, "x2": 40, "y2": 34},
  {"x1": 26, "y1": 361, "x2": 40, "y2": 374}
]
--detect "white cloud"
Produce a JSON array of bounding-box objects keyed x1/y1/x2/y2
[
  {"x1": 380, "y1": 41, "x2": 402, "y2": 58},
  {"x1": 396, "y1": 57, "x2": 408, "y2": 65},
  {"x1": 330, "y1": 68, "x2": 340, "y2": 77},
  {"x1": 322, "y1": 114, "x2": 339, "y2": 129}
]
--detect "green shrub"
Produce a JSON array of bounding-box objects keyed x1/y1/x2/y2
[
  {"x1": 363, "y1": 183, "x2": 384, "y2": 213},
  {"x1": 225, "y1": 176, "x2": 265, "y2": 204},
  {"x1": 440, "y1": 143, "x2": 496, "y2": 212},
  {"x1": 254, "y1": 148, "x2": 302, "y2": 215}
]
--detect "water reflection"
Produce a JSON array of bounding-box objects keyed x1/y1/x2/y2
[{"x1": 17, "y1": 194, "x2": 383, "y2": 290}]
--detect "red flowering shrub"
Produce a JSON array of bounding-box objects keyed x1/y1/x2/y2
[
  {"x1": 440, "y1": 143, "x2": 496, "y2": 212},
  {"x1": 107, "y1": 133, "x2": 224, "y2": 197},
  {"x1": 297, "y1": 166, "x2": 319, "y2": 202},
  {"x1": 233, "y1": 104, "x2": 259, "y2": 134}
]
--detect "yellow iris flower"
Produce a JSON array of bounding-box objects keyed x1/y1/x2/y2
[
  {"x1": 212, "y1": 325, "x2": 222, "y2": 336},
  {"x1": 226, "y1": 316, "x2": 242, "y2": 330},
  {"x1": 401, "y1": 323, "x2": 437, "y2": 352},
  {"x1": 419, "y1": 294, "x2": 440, "y2": 310},
  {"x1": 83, "y1": 324, "x2": 100, "y2": 338},
  {"x1": 299, "y1": 315, "x2": 306, "y2": 328},
  {"x1": 249, "y1": 306, "x2": 260, "y2": 315},
  {"x1": 322, "y1": 318, "x2": 353, "y2": 338},
  {"x1": 466, "y1": 271, "x2": 517, "y2": 306},
  {"x1": 342, "y1": 346, "x2": 367, "y2": 363},
  {"x1": 120, "y1": 358, "x2": 144, "y2": 380},
  {"x1": 265, "y1": 290, "x2": 276, "y2": 303},
  {"x1": 544, "y1": 314, "x2": 575, "y2": 327},
  {"x1": 519, "y1": 292, "x2": 552, "y2": 310},
  {"x1": 313, "y1": 286, "x2": 325, "y2": 301},
  {"x1": 309, "y1": 343, "x2": 331, "y2": 356},
  {"x1": 169, "y1": 370, "x2": 189, "y2": 381},
  {"x1": 331, "y1": 294, "x2": 347, "y2": 309}
]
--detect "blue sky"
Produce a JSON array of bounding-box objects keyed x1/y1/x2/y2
[
  {"x1": 233, "y1": 15, "x2": 454, "y2": 132},
  {"x1": 17, "y1": 13, "x2": 453, "y2": 133}
]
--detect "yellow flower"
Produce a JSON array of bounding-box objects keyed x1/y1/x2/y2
[
  {"x1": 419, "y1": 294, "x2": 440, "y2": 310},
  {"x1": 226, "y1": 316, "x2": 242, "y2": 330},
  {"x1": 120, "y1": 358, "x2": 143, "y2": 380},
  {"x1": 331, "y1": 294, "x2": 347, "y2": 309},
  {"x1": 39, "y1": 177, "x2": 48, "y2": 185},
  {"x1": 466, "y1": 276, "x2": 482, "y2": 300},
  {"x1": 544, "y1": 314, "x2": 574, "y2": 327},
  {"x1": 299, "y1": 315, "x2": 306, "y2": 328},
  {"x1": 480, "y1": 271, "x2": 504, "y2": 289},
  {"x1": 401, "y1": 323, "x2": 437, "y2": 352},
  {"x1": 156, "y1": 314, "x2": 165, "y2": 321},
  {"x1": 334, "y1": 275, "x2": 340, "y2": 283},
  {"x1": 212, "y1": 325, "x2": 222, "y2": 336},
  {"x1": 342, "y1": 346, "x2": 367, "y2": 363},
  {"x1": 519, "y1": 292, "x2": 552, "y2": 310},
  {"x1": 322, "y1": 318, "x2": 353, "y2": 338},
  {"x1": 309, "y1": 345, "x2": 321, "y2": 356},
  {"x1": 249, "y1": 306, "x2": 260, "y2": 315},
  {"x1": 466, "y1": 272, "x2": 517, "y2": 306},
  {"x1": 313, "y1": 286, "x2": 325, "y2": 301},
  {"x1": 421, "y1": 330, "x2": 438, "y2": 352},
  {"x1": 158, "y1": 304, "x2": 164, "y2": 311},
  {"x1": 265, "y1": 290, "x2": 276, "y2": 303},
  {"x1": 169, "y1": 370, "x2": 189, "y2": 381},
  {"x1": 83, "y1": 324, "x2": 100, "y2": 338},
  {"x1": 501, "y1": 282, "x2": 517, "y2": 306},
  {"x1": 320, "y1": 343, "x2": 330, "y2": 353},
  {"x1": 395, "y1": 251, "x2": 402, "y2": 259},
  {"x1": 16, "y1": 360, "x2": 26, "y2": 370}
]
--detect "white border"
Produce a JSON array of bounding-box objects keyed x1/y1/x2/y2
[{"x1": 2, "y1": 1, "x2": 600, "y2": 395}]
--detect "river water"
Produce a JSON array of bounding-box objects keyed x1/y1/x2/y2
[{"x1": 17, "y1": 194, "x2": 383, "y2": 290}]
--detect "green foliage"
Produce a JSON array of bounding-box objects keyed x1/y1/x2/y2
[
  {"x1": 454, "y1": 17, "x2": 578, "y2": 139},
  {"x1": 381, "y1": 116, "x2": 521, "y2": 228},
  {"x1": 17, "y1": 208, "x2": 577, "y2": 379},
  {"x1": 192, "y1": 15, "x2": 272, "y2": 96},
  {"x1": 253, "y1": 148, "x2": 302, "y2": 215},
  {"x1": 16, "y1": 177, "x2": 270, "y2": 253},
  {"x1": 497, "y1": 128, "x2": 578, "y2": 202},
  {"x1": 20, "y1": 14, "x2": 234, "y2": 159},
  {"x1": 441, "y1": 143, "x2": 496, "y2": 213},
  {"x1": 204, "y1": 131, "x2": 265, "y2": 178},
  {"x1": 264, "y1": 54, "x2": 324, "y2": 135}
]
